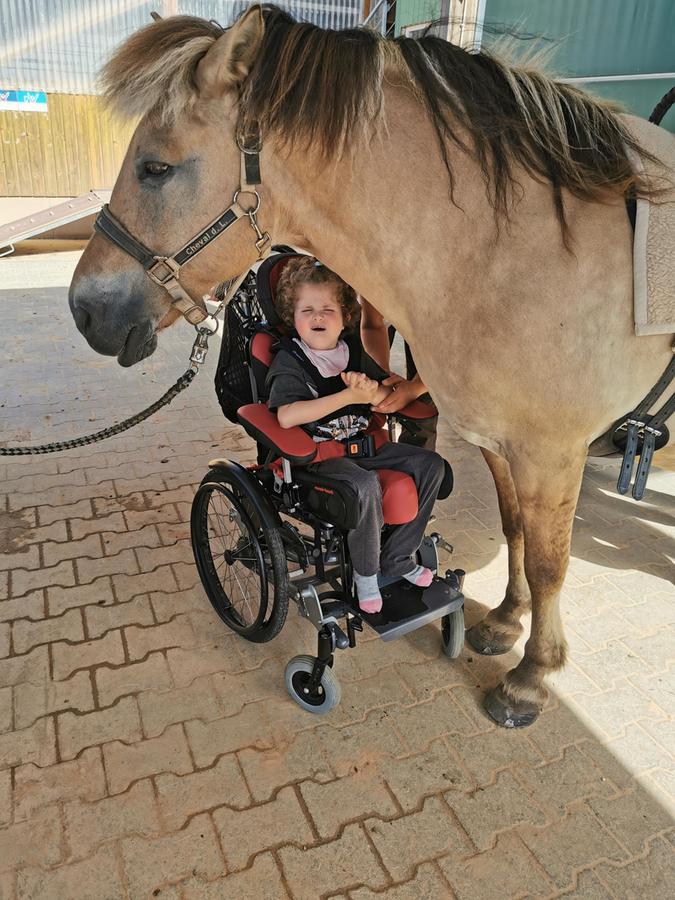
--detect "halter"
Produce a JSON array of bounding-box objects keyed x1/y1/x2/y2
[{"x1": 93, "y1": 132, "x2": 271, "y2": 328}]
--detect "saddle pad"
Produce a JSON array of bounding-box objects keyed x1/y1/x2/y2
[{"x1": 624, "y1": 115, "x2": 675, "y2": 336}]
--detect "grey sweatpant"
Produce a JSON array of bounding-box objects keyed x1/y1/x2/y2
[{"x1": 308, "y1": 442, "x2": 446, "y2": 577}]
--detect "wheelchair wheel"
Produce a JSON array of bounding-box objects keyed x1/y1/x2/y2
[
  {"x1": 441, "y1": 607, "x2": 465, "y2": 658},
  {"x1": 284, "y1": 655, "x2": 342, "y2": 714},
  {"x1": 191, "y1": 470, "x2": 289, "y2": 643}
]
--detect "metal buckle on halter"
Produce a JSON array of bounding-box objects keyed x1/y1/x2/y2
[{"x1": 147, "y1": 256, "x2": 181, "y2": 286}]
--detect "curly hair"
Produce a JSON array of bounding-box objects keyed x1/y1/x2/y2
[{"x1": 275, "y1": 257, "x2": 359, "y2": 332}]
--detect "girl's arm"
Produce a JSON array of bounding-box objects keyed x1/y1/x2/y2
[
  {"x1": 277, "y1": 389, "x2": 354, "y2": 429},
  {"x1": 359, "y1": 299, "x2": 391, "y2": 372}
]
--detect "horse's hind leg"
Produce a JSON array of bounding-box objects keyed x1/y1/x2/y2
[
  {"x1": 484, "y1": 447, "x2": 586, "y2": 728},
  {"x1": 466, "y1": 448, "x2": 531, "y2": 654}
]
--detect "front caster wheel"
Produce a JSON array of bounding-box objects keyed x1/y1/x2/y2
[
  {"x1": 284, "y1": 654, "x2": 342, "y2": 714},
  {"x1": 440, "y1": 606, "x2": 465, "y2": 658}
]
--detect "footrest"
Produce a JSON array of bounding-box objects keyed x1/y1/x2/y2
[{"x1": 348, "y1": 577, "x2": 464, "y2": 642}]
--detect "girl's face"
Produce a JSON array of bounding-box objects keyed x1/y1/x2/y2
[{"x1": 293, "y1": 283, "x2": 345, "y2": 350}]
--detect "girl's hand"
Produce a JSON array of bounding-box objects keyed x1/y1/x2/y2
[
  {"x1": 372, "y1": 376, "x2": 425, "y2": 413},
  {"x1": 341, "y1": 371, "x2": 380, "y2": 403}
]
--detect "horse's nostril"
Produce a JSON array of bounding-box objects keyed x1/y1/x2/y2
[{"x1": 72, "y1": 304, "x2": 91, "y2": 334}]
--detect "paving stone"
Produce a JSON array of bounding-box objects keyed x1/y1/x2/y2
[
  {"x1": 0, "y1": 717, "x2": 56, "y2": 769},
  {"x1": 364, "y1": 795, "x2": 470, "y2": 882},
  {"x1": 211, "y1": 657, "x2": 289, "y2": 717},
  {"x1": 47, "y1": 576, "x2": 114, "y2": 615},
  {"x1": 36, "y1": 498, "x2": 93, "y2": 526},
  {"x1": 0, "y1": 807, "x2": 62, "y2": 873},
  {"x1": 0, "y1": 591, "x2": 45, "y2": 624},
  {"x1": 101, "y1": 522, "x2": 162, "y2": 556},
  {"x1": 103, "y1": 722, "x2": 193, "y2": 794},
  {"x1": 239, "y1": 728, "x2": 334, "y2": 803},
  {"x1": 120, "y1": 813, "x2": 224, "y2": 898},
  {"x1": 300, "y1": 770, "x2": 399, "y2": 839},
  {"x1": 112, "y1": 564, "x2": 178, "y2": 602},
  {"x1": 392, "y1": 691, "x2": 478, "y2": 751},
  {"x1": 150, "y1": 587, "x2": 210, "y2": 622},
  {"x1": 0, "y1": 646, "x2": 49, "y2": 689},
  {"x1": 11, "y1": 559, "x2": 76, "y2": 598},
  {"x1": 124, "y1": 502, "x2": 180, "y2": 530},
  {"x1": 445, "y1": 726, "x2": 543, "y2": 787},
  {"x1": 14, "y1": 670, "x2": 94, "y2": 729},
  {"x1": 606, "y1": 721, "x2": 675, "y2": 775},
  {"x1": 439, "y1": 832, "x2": 555, "y2": 899},
  {"x1": 13, "y1": 747, "x2": 106, "y2": 821},
  {"x1": 16, "y1": 845, "x2": 125, "y2": 900},
  {"x1": 125, "y1": 614, "x2": 196, "y2": 659},
  {"x1": 313, "y1": 708, "x2": 407, "y2": 780},
  {"x1": 279, "y1": 822, "x2": 387, "y2": 899},
  {"x1": 445, "y1": 770, "x2": 547, "y2": 852},
  {"x1": 9, "y1": 482, "x2": 115, "y2": 513},
  {"x1": 156, "y1": 753, "x2": 250, "y2": 831},
  {"x1": 588, "y1": 790, "x2": 675, "y2": 856},
  {"x1": 517, "y1": 746, "x2": 616, "y2": 818},
  {"x1": 0, "y1": 544, "x2": 40, "y2": 573},
  {"x1": 64, "y1": 778, "x2": 160, "y2": 860},
  {"x1": 568, "y1": 680, "x2": 668, "y2": 739},
  {"x1": 181, "y1": 852, "x2": 287, "y2": 900},
  {"x1": 58, "y1": 696, "x2": 142, "y2": 760},
  {"x1": 138, "y1": 675, "x2": 221, "y2": 739},
  {"x1": 594, "y1": 836, "x2": 675, "y2": 897},
  {"x1": 620, "y1": 626, "x2": 674, "y2": 674},
  {"x1": 348, "y1": 862, "x2": 453, "y2": 899},
  {"x1": 167, "y1": 645, "x2": 241, "y2": 686},
  {"x1": 214, "y1": 784, "x2": 313, "y2": 870},
  {"x1": 69, "y1": 510, "x2": 126, "y2": 539},
  {"x1": 95, "y1": 652, "x2": 172, "y2": 706},
  {"x1": 381, "y1": 738, "x2": 472, "y2": 812},
  {"x1": 0, "y1": 624, "x2": 7, "y2": 658},
  {"x1": 628, "y1": 668, "x2": 675, "y2": 717},
  {"x1": 75, "y1": 548, "x2": 139, "y2": 584},
  {"x1": 85, "y1": 595, "x2": 154, "y2": 638},
  {"x1": 136, "y1": 540, "x2": 193, "y2": 572},
  {"x1": 12, "y1": 608, "x2": 84, "y2": 654},
  {"x1": 520, "y1": 806, "x2": 628, "y2": 889},
  {"x1": 52, "y1": 630, "x2": 125, "y2": 681},
  {"x1": 42, "y1": 533, "x2": 103, "y2": 567}
]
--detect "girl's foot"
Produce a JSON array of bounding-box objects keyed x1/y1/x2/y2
[
  {"x1": 403, "y1": 564, "x2": 433, "y2": 588},
  {"x1": 353, "y1": 571, "x2": 383, "y2": 614}
]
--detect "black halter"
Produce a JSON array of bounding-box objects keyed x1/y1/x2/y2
[{"x1": 93, "y1": 139, "x2": 270, "y2": 326}]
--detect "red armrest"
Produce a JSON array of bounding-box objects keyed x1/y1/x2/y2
[{"x1": 237, "y1": 404, "x2": 317, "y2": 464}]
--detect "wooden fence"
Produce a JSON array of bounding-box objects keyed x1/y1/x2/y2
[{"x1": 0, "y1": 93, "x2": 135, "y2": 197}]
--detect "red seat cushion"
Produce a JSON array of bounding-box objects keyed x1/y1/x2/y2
[{"x1": 377, "y1": 469, "x2": 418, "y2": 525}]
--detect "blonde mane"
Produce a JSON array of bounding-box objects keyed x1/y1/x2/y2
[{"x1": 102, "y1": 5, "x2": 656, "y2": 237}]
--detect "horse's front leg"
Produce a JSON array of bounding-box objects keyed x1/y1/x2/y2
[
  {"x1": 466, "y1": 448, "x2": 531, "y2": 654},
  {"x1": 484, "y1": 447, "x2": 586, "y2": 728}
]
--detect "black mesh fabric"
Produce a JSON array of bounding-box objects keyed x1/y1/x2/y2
[{"x1": 213, "y1": 272, "x2": 264, "y2": 423}]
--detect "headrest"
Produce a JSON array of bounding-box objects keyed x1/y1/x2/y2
[{"x1": 256, "y1": 252, "x2": 310, "y2": 328}]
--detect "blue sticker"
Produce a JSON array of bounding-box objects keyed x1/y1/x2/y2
[{"x1": 0, "y1": 90, "x2": 48, "y2": 112}]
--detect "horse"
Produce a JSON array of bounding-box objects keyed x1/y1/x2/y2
[{"x1": 68, "y1": 6, "x2": 674, "y2": 728}]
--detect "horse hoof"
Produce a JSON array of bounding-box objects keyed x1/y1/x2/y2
[
  {"x1": 465, "y1": 623, "x2": 514, "y2": 656},
  {"x1": 484, "y1": 686, "x2": 540, "y2": 728}
]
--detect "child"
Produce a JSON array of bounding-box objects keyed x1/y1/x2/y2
[{"x1": 266, "y1": 257, "x2": 446, "y2": 614}]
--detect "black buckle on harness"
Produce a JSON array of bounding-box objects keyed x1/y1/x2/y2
[{"x1": 343, "y1": 434, "x2": 376, "y2": 459}]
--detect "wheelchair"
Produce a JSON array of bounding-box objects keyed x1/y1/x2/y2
[{"x1": 190, "y1": 251, "x2": 465, "y2": 713}]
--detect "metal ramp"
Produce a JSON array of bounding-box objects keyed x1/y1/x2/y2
[{"x1": 0, "y1": 190, "x2": 111, "y2": 256}]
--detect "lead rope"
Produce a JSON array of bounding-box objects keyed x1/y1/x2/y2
[{"x1": 0, "y1": 269, "x2": 252, "y2": 456}]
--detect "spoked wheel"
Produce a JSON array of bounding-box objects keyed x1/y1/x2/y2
[
  {"x1": 284, "y1": 655, "x2": 342, "y2": 714},
  {"x1": 191, "y1": 468, "x2": 289, "y2": 642},
  {"x1": 441, "y1": 606, "x2": 465, "y2": 658}
]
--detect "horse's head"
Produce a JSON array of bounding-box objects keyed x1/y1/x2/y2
[{"x1": 69, "y1": 9, "x2": 266, "y2": 366}]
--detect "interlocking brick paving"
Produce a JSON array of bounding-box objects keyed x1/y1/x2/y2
[{"x1": 0, "y1": 251, "x2": 673, "y2": 898}]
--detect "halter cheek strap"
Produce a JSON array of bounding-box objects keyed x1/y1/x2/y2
[{"x1": 93, "y1": 136, "x2": 271, "y2": 326}]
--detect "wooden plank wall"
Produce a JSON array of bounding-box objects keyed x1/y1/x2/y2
[{"x1": 0, "y1": 93, "x2": 136, "y2": 197}]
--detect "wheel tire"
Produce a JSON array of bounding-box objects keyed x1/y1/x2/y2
[
  {"x1": 191, "y1": 470, "x2": 289, "y2": 643},
  {"x1": 441, "y1": 606, "x2": 465, "y2": 658},
  {"x1": 284, "y1": 654, "x2": 342, "y2": 714}
]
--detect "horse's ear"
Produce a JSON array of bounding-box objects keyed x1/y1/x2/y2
[{"x1": 196, "y1": 5, "x2": 263, "y2": 96}]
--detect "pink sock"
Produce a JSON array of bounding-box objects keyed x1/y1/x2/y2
[
  {"x1": 403, "y1": 565, "x2": 433, "y2": 587},
  {"x1": 353, "y1": 571, "x2": 383, "y2": 613}
]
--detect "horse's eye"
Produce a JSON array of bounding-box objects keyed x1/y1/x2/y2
[{"x1": 143, "y1": 161, "x2": 171, "y2": 179}]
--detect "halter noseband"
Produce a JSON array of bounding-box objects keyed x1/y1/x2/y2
[{"x1": 93, "y1": 133, "x2": 271, "y2": 327}]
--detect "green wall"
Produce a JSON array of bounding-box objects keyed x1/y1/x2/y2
[{"x1": 394, "y1": 0, "x2": 675, "y2": 130}]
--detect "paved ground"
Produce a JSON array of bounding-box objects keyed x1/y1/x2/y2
[{"x1": 1, "y1": 251, "x2": 673, "y2": 899}]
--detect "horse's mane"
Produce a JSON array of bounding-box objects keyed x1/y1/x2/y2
[{"x1": 101, "y1": 6, "x2": 656, "y2": 236}]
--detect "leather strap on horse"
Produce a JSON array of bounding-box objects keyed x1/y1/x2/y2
[
  {"x1": 94, "y1": 129, "x2": 271, "y2": 327},
  {"x1": 616, "y1": 351, "x2": 675, "y2": 499}
]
